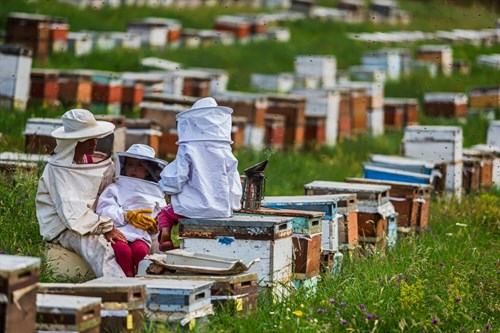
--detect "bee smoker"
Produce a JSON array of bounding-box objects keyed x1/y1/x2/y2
[{"x1": 241, "y1": 160, "x2": 268, "y2": 210}]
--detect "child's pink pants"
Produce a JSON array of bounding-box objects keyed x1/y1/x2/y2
[
  {"x1": 112, "y1": 240, "x2": 149, "y2": 277},
  {"x1": 157, "y1": 204, "x2": 185, "y2": 231}
]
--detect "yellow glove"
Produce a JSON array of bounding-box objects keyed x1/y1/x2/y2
[{"x1": 126, "y1": 209, "x2": 158, "y2": 234}]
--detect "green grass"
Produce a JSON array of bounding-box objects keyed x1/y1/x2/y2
[{"x1": 1, "y1": 152, "x2": 498, "y2": 332}]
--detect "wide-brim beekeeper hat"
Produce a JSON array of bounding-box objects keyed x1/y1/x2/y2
[
  {"x1": 176, "y1": 97, "x2": 233, "y2": 143},
  {"x1": 116, "y1": 144, "x2": 168, "y2": 181},
  {"x1": 51, "y1": 109, "x2": 115, "y2": 140}
]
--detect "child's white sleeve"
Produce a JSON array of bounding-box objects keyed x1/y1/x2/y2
[
  {"x1": 96, "y1": 185, "x2": 126, "y2": 227},
  {"x1": 158, "y1": 149, "x2": 191, "y2": 195}
]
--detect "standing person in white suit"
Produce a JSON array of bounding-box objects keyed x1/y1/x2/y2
[
  {"x1": 96, "y1": 144, "x2": 168, "y2": 276},
  {"x1": 36, "y1": 109, "x2": 126, "y2": 277},
  {"x1": 157, "y1": 97, "x2": 243, "y2": 251}
]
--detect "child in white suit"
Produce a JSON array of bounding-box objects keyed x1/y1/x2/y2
[
  {"x1": 97, "y1": 144, "x2": 168, "y2": 276},
  {"x1": 157, "y1": 97, "x2": 242, "y2": 251}
]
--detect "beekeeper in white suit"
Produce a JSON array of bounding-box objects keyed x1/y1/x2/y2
[
  {"x1": 36, "y1": 109, "x2": 126, "y2": 277},
  {"x1": 156, "y1": 97, "x2": 243, "y2": 251}
]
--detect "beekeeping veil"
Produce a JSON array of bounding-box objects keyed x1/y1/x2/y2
[{"x1": 115, "y1": 144, "x2": 168, "y2": 183}]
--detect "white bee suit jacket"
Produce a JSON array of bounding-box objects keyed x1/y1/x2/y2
[
  {"x1": 36, "y1": 138, "x2": 125, "y2": 277},
  {"x1": 158, "y1": 98, "x2": 242, "y2": 218},
  {"x1": 96, "y1": 176, "x2": 166, "y2": 248}
]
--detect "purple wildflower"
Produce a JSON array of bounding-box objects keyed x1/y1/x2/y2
[
  {"x1": 485, "y1": 324, "x2": 491, "y2": 330},
  {"x1": 359, "y1": 303, "x2": 365, "y2": 310},
  {"x1": 366, "y1": 313, "x2": 373, "y2": 320},
  {"x1": 341, "y1": 319, "x2": 347, "y2": 325},
  {"x1": 329, "y1": 298, "x2": 335, "y2": 304},
  {"x1": 455, "y1": 297, "x2": 461, "y2": 303},
  {"x1": 432, "y1": 318, "x2": 438, "y2": 324},
  {"x1": 317, "y1": 308, "x2": 323, "y2": 314},
  {"x1": 426, "y1": 226, "x2": 432, "y2": 232},
  {"x1": 339, "y1": 301, "x2": 346, "y2": 307}
]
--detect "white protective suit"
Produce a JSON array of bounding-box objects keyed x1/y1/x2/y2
[
  {"x1": 36, "y1": 138, "x2": 125, "y2": 278},
  {"x1": 96, "y1": 151, "x2": 167, "y2": 248},
  {"x1": 158, "y1": 97, "x2": 242, "y2": 218}
]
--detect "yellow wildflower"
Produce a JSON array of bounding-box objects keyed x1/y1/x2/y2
[{"x1": 292, "y1": 310, "x2": 303, "y2": 317}]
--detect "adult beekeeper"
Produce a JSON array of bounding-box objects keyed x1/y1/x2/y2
[
  {"x1": 36, "y1": 109, "x2": 125, "y2": 277},
  {"x1": 157, "y1": 97, "x2": 243, "y2": 251}
]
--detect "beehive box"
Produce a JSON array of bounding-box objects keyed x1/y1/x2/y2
[
  {"x1": 138, "y1": 271, "x2": 258, "y2": 313},
  {"x1": 260, "y1": 195, "x2": 339, "y2": 252},
  {"x1": 237, "y1": 207, "x2": 323, "y2": 278},
  {"x1": 29, "y1": 69, "x2": 59, "y2": 105},
  {"x1": 0, "y1": 255, "x2": 40, "y2": 333},
  {"x1": 402, "y1": 125, "x2": 463, "y2": 164},
  {"x1": 304, "y1": 181, "x2": 394, "y2": 251},
  {"x1": 23, "y1": 117, "x2": 61, "y2": 154},
  {"x1": 36, "y1": 294, "x2": 101, "y2": 333},
  {"x1": 0, "y1": 152, "x2": 49, "y2": 173},
  {"x1": 463, "y1": 148, "x2": 495, "y2": 190},
  {"x1": 40, "y1": 278, "x2": 147, "y2": 333},
  {"x1": 131, "y1": 278, "x2": 212, "y2": 321},
  {"x1": 369, "y1": 154, "x2": 436, "y2": 176},
  {"x1": 470, "y1": 144, "x2": 500, "y2": 186},
  {"x1": 179, "y1": 215, "x2": 293, "y2": 291},
  {"x1": 363, "y1": 163, "x2": 433, "y2": 186},
  {"x1": 346, "y1": 177, "x2": 431, "y2": 230},
  {"x1": 58, "y1": 70, "x2": 93, "y2": 107},
  {"x1": 292, "y1": 233, "x2": 322, "y2": 278}
]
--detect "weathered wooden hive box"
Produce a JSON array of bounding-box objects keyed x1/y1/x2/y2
[
  {"x1": 36, "y1": 293, "x2": 101, "y2": 333},
  {"x1": 346, "y1": 177, "x2": 431, "y2": 231},
  {"x1": 463, "y1": 148, "x2": 495, "y2": 192},
  {"x1": 0, "y1": 255, "x2": 40, "y2": 333},
  {"x1": 128, "y1": 277, "x2": 213, "y2": 328},
  {"x1": 261, "y1": 195, "x2": 339, "y2": 253},
  {"x1": 139, "y1": 272, "x2": 258, "y2": 313},
  {"x1": 0, "y1": 152, "x2": 49, "y2": 173},
  {"x1": 304, "y1": 181, "x2": 397, "y2": 251},
  {"x1": 236, "y1": 207, "x2": 324, "y2": 279},
  {"x1": 23, "y1": 117, "x2": 61, "y2": 154},
  {"x1": 57, "y1": 70, "x2": 93, "y2": 107},
  {"x1": 423, "y1": 92, "x2": 467, "y2": 118},
  {"x1": 179, "y1": 215, "x2": 294, "y2": 293},
  {"x1": 39, "y1": 278, "x2": 147, "y2": 333},
  {"x1": 29, "y1": 69, "x2": 60, "y2": 105},
  {"x1": 470, "y1": 144, "x2": 500, "y2": 187}
]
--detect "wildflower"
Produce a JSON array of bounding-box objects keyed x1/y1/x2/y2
[
  {"x1": 432, "y1": 318, "x2": 438, "y2": 324},
  {"x1": 329, "y1": 298, "x2": 335, "y2": 304},
  {"x1": 359, "y1": 304, "x2": 365, "y2": 310},
  {"x1": 340, "y1": 301, "x2": 346, "y2": 307},
  {"x1": 455, "y1": 297, "x2": 461, "y2": 303},
  {"x1": 472, "y1": 314, "x2": 477, "y2": 320},
  {"x1": 460, "y1": 327, "x2": 465, "y2": 332},
  {"x1": 317, "y1": 308, "x2": 323, "y2": 314},
  {"x1": 341, "y1": 319, "x2": 347, "y2": 325},
  {"x1": 485, "y1": 324, "x2": 491, "y2": 330},
  {"x1": 366, "y1": 313, "x2": 373, "y2": 320},
  {"x1": 439, "y1": 262, "x2": 445, "y2": 267},
  {"x1": 292, "y1": 310, "x2": 303, "y2": 317},
  {"x1": 426, "y1": 226, "x2": 432, "y2": 232}
]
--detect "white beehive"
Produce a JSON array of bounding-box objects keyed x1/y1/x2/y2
[
  {"x1": 402, "y1": 125, "x2": 463, "y2": 163},
  {"x1": 292, "y1": 89, "x2": 340, "y2": 146},
  {"x1": 294, "y1": 55, "x2": 337, "y2": 88},
  {"x1": 0, "y1": 44, "x2": 33, "y2": 110}
]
